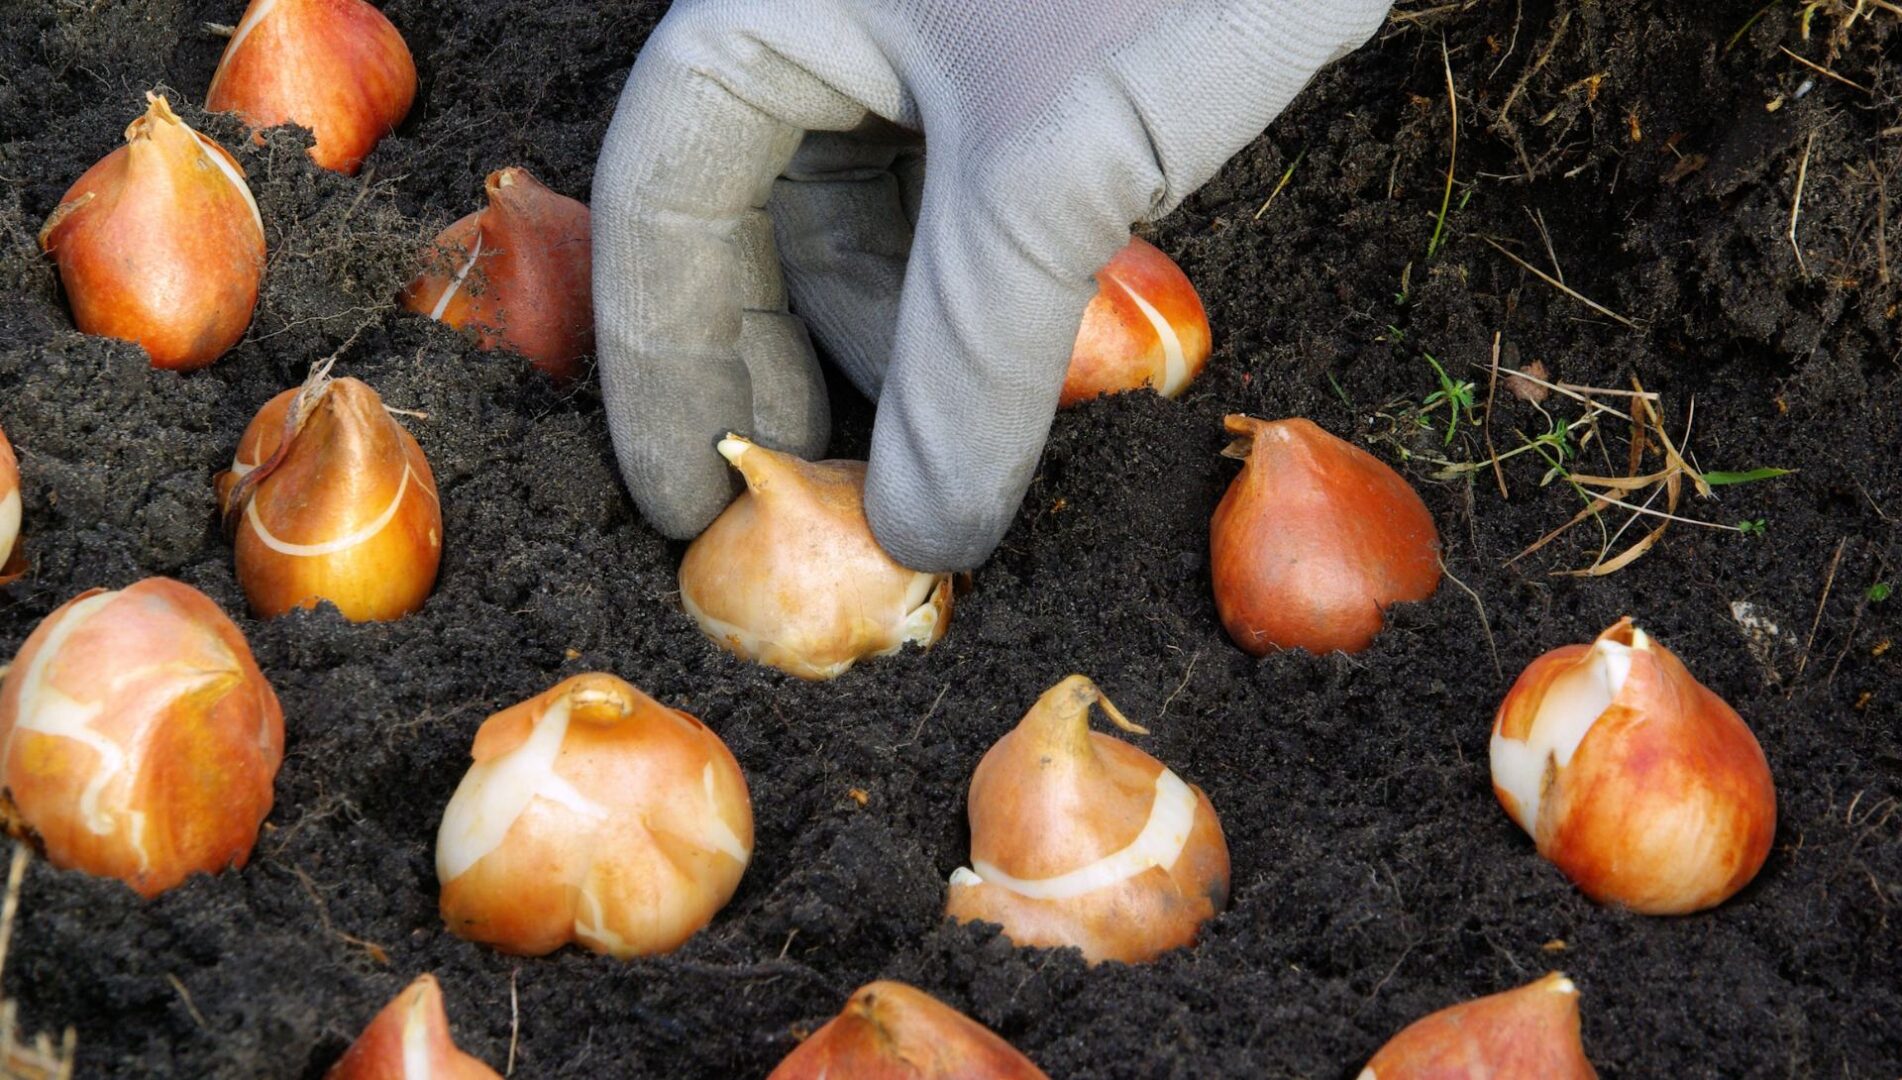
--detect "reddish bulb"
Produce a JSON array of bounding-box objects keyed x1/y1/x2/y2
[
  {"x1": 1210, "y1": 415, "x2": 1440, "y2": 654},
  {"x1": 1060, "y1": 237, "x2": 1211, "y2": 408}
]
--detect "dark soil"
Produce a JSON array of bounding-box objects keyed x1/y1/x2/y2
[{"x1": 1, "y1": 1, "x2": 1898, "y2": 1076}]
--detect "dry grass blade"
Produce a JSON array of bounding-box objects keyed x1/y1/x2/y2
[
  {"x1": 1789, "y1": 131, "x2": 1816, "y2": 277},
  {"x1": 1481, "y1": 237, "x2": 1644, "y2": 330},
  {"x1": 1440, "y1": 557, "x2": 1502, "y2": 677},
  {"x1": 1778, "y1": 46, "x2": 1873, "y2": 93},
  {"x1": 1483, "y1": 331, "x2": 1509, "y2": 499},
  {"x1": 0, "y1": 847, "x2": 78, "y2": 1080},
  {"x1": 1428, "y1": 38, "x2": 1460, "y2": 259},
  {"x1": 1566, "y1": 468, "x2": 1681, "y2": 491},
  {"x1": 1634, "y1": 378, "x2": 1712, "y2": 497},
  {"x1": 1561, "y1": 459, "x2": 1682, "y2": 576},
  {"x1": 1253, "y1": 148, "x2": 1305, "y2": 221},
  {"x1": 1796, "y1": 538, "x2": 1848, "y2": 678},
  {"x1": 1502, "y1": 375, "x2": 1758, "y2": 575},
  {"x1": 1512, "y1": 495, "x2": 1607, "y2": 564},
  {"x1": 1477, "y1": 362, "x2": 1635, "y2": 421}
]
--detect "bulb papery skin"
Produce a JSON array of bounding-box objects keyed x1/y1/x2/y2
[
  {"x1": 0, "y1": 425, "x2": 22, "y2": 583},
  {"x1": 945, "y1": 675, "x2": 1229, "y2": 965},
  {"x1": 1210, "y1": 415, "x2": 1441, "y2": 655},
  {"x1": 1060, "y1": 237, "x2": 1211, "y2": 408},
  {"x1": 0, "y1": 578, "x2": 283, "y2": 898},
  {"x1": 677, "y1": 436, "x2": 954, "y2": 680},
  {"x1": 436, "y1": 673, "x2": 753, "y2": 958},
  {"x1": 325, "y1": 974, "x2": 501, "y2": 1080},
  {"x1": 1360, "y1": 972, "x2": 1598, "y2": 1079},
  {"x1": 400, "y1": 168, "x2": 594, "y2": 382},
  {"x1": 767, "y1": 980, "x2": 1050, "y2": 1080},
  {"x1": 217, "y1": 376, "x2": 441, "y2": 622},
  {"x1": 1489, "y1": 617, "x2": 1776, "y2": 914},
  {"x1": 37, "y1": 93, "x2": 264, "y2": 371},
  {"x1": 205, "y1": 0, "x2": 417, "y2": 175}
]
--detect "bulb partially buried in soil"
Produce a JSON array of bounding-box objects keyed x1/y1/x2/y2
[
  {"x1": 206, "y1": 0, "x2": 417, "y2": 174},
  {"x1": 767, "y1": 980, "x2": 1050, "y2": 1080},
  {"x1": 0, "y1": 578, "x2": 283, "y2": 898},
  {"x1": 1210, "y1": 415, "x2": 1441, "y2": 655},
  {"x1": 678, "y1": 435, "x2": 953, "y2": 680},
  {"x1": 217, "y1": 373, "x2": 442, "y2": 622},
  {"x1": 1491, "y1": 617, "x2": 1776, "y2": 914},
  {"x1": 401, "y1": 167, "x2": 594, "y2": 382},
  {"x1": 0, "y1": 424, "x2": 23, "y2": 584},
  {"x1": 326, "y1": 974, "x2": 501, "y2": 1079},
  {"x1": 38, "y1": 93, "x2": 264, "y2": 371},
  {"x1": 1060, "y1": 236, "x2": 1212, "y2": 408},
  {"x1": 946, "y1": 675, "x2": 1229, "y2": 964},
  {"x1": 1359, "y1": 972, "x2": 1598, "y2": 1078},
  {"x1": 436, "y1": 673, "x2": 753, "y2": 958}
]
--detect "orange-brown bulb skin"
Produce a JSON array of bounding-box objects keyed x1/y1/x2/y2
[
  {"x1": 217, "y1": 377, "x2": 441, "y2": 622},
  {"x1": 0, "y1": 578, "x2": 283, "y2": 898},
  {"x1": 0, "y1": 425, "x2": 22, "y2": 584},
  {"x1": 326, "y1": 974, "x2": 501, "y2": 1080},
  {"x1": 206, "y1": 0, "x2": 417, "y2": 175},
  {"x1": 678, "y1": 437, "x2": 953, "y2": 681},
  {"x1": 1360, "y1": 972, "x2": 1597, "y2": 1079},
  {"x1": 436, "y1": 674, "x2": 753, "y2": 959},
  {"x1": 38, "y1": 94, "x2": 264, "y2": 371},
  {"x1": 768, "y1": 981, "x2": 1050, "y2": 1080},
  {"x1": 945, "y1": 676, "x2": 1229, "y2": 965},
  {"x1": 1060, "y1": 237, "x2": 1211, "y2": 408},
  {"x1": 1210, "y1": 416, "x2": 1441, "y2": 655},
  {"x1": 1492, "y1": 618, "x2": 1777, "y2": 914},
  {"x1": 400, "y1": 168, "x2": 594, "y2": 382}
]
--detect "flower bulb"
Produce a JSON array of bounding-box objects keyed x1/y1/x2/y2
[
  {"x1": 1060, "y1": 237, "x2": 1211, "y2": 408},
  {"x1": 437, "y1": 673, "x2": 753, "y2": 958},
  {"x1": 677, "y1": 435, "x2": 953, "y2": 680},
  {"x1": 206, "y1": 0, "x2": 417, "y2": 174},
  {"x1": 1491, "y1": 618, "x2": 1776, "y2": 914},
  {"x1": 768, "y1": 981, "x2": 1049, "y2": 1080},
  {"x1": 1360, "y1": 972, "x2": 1597, "y2": 1079},
  {"x1": 326, "y1": 974, "x2": 500, "y2": 1079},
  {"x1": 401, "y1": 167, "x2": 593, "y2": 382},
  {"x1": 38, "y1": 93, "x2": 264, "y2": 371},
  {"x1": 1210, "y1": 415, "x2": 1440, "y2": 655},
  {"x1": 217, "y1": 372, "x2": 441, "y2": 622},
  {"x1": 0, "y1": 578, "x2": 283, "y2": 897},
  {"x1": 0, "y1": 424, "x2": 22, "y2": 584},
  {"x1": 946, "y1": 675, "x2": 1229, "y2": 965}
]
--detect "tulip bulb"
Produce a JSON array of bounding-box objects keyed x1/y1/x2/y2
[
  {"x1": 437, "y1": 673, "x2": 753, "y2": 958},
  {"x1": 946, "y1": 675, "x2": 1229, "y2": 964},
  {"x1": 217, "y1": 372, "x2": 441, "y2": 622},
  {"x1": 1060, "y1": 237, "x2": 1211, "y2": 408},
  {"x1": 327, "y1": 974, "x2": 501, "y2": 1080},
  {"x1": 0, "y1": 425, "x2": 22, "y2": 584},
  {"x1": 38, "y1": 93, "x2": 264, "y2": 371},
  {"x1": 206, "y1": 0, "x2": 417, "y2": 174},
  {"x1": 401, "y1": 168, "x2": 594, "y2": 382},
  {"x1": 677, "y1": 435, "x2": 953, "y2": 680},
  {"x1": 1360, "y1": 972, "x2": 1597, "y2": 1079},
  {"x1": 1210, "y1": 415, "x2": 1440, "y2": 655},
  {"x1": 768, "y1": 981, "x2": 1050, "y2": 1080},
  {"x1": 1491, "y1": 618, "x2": 1776, "y2": 914},
  {"x1": 0, "y1": 578, "x2": 283, "y2": 897}
]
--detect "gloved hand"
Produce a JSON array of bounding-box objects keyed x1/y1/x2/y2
[{"x1": 593, "y1": 0, "x2": 1391, "y2": 571}]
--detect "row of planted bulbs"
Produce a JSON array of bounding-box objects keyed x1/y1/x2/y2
[
  {"x1": 4, "y1": 0, "x2": 1779, "y2": 1075},
  {"x1": 0, "y1": 426, "x2": 1780, "y2": 1079}
]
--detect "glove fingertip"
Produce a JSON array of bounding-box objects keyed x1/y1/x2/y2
[{"x1": 864, "y1": 451, "x2": 1013, "y2": 573}]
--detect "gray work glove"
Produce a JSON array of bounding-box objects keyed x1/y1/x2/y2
[{"x1": 594, "y1": 0, "x2": 1391, "y2": 571}]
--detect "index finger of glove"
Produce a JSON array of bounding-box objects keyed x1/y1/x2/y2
[{"x1": 592, "y1": 8, "x2": 876, "y2": 538}]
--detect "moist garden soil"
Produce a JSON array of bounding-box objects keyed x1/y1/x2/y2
[{"x1": 1, "y1": 1, "x2": 1898, "y2": 1076}]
